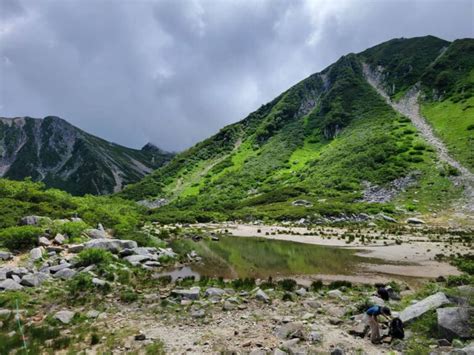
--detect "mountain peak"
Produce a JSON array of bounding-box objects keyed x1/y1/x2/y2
[{"x1": 0, "y1": 115, "x2": 172, "y2": 195}]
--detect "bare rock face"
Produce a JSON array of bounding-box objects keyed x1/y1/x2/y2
[{"x1": 437, "y1": 307, "x2": 473, "y2": 340}]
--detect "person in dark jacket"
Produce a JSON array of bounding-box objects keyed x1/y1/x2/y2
[
  {"x1": 366, "y1": 305, "x2": 391, "y2": 343},
  {"x1": 376, "y1": 286, "x2": 390, "y2": 301}
]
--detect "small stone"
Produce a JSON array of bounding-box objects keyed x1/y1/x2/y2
[
  {"x1": 330, "y1": 348, "x2": 345, "y2": 355},
  {"x1": 255, "y1": 289, "x2": 270, "y2": 303},
  {"x1": 327, "y1": 289, "x2": 343, "y2": 299},
  {"x1": 205, "y1": 287, "x2": 226, "y2": 298},
  {"x1": 54, "y1": 310, "x2": 75, "y2": 324},
  {"x1": 406, "y1": 217, "x2": 425, "y2": 225},
  {"x1": 329, "y1": 317, "x2": 342, "y2": 325},
  {"x1": 437, "y1": 339, "x2": 451, "y2": 346},
  {"x1": 223, "y1": 300, "x2": 237, "y2": 311},
  {"x1": 86, "y1": 310, "x2": 100, "y2": 318},
  {"x1": 301, "y1": 312, "x2": 314, "y2": 320},
  {"x1": 308, "y1": 331, "x2": 322, "y2": 343},
  {"x1": 280, "y1": 338, "x2": 300, "y2": 351},
  {"x1": 295, "y1": 288, "x2": 307, "y2": 297},
  {"x1": 134, "y1": 333, "x2": 146, "y2": 341},
  {"x1": 191, "y1": 309, "x2": 205, "y2": 319},
  {"x1": 54, "y1": 234, "x2": 66, "y2": 245},
  {"x1": 38, "y1": 237, "x2": 51, "y2": 247},
  {"x1": 92, "y1": 278, "x2": 107, "y2": 286},
  {"x1": 68, "y1": 244, "x2": 84, "y2": 253}
]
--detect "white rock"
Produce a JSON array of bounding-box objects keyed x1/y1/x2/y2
[
  {"x1": 54, "y1": 310, "x2": 75, "y2": 324},
  {"x1": 30, "y1": 247, "x2": 44, "y2": 261},
  {"x1": 399, "y1": 292, "x2": 450, "y2": 323},
  {"x1": 406, "y1": 217, "x2": 426, "y2": 225},
  {"x1": 0, "y1": 279, "x2": 23, "y2": 291},
  {"x1": 54, "y1": 234, "x2": 66, "y2": 245}
]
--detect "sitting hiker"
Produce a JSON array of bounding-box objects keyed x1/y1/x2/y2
[
  {"x1": 366, "y1": 305, "x2": 392, "y2": 344},
  {"x1": 376, "y1": 286, "x2": 389, "y2": 301}
]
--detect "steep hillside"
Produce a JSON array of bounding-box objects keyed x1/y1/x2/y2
[
  {"x1": 122, "y1": 36, "x2": 473, "y2": 222},
  {"x1": 0, "y1": 116, "x2": 173, "y2": 195}
]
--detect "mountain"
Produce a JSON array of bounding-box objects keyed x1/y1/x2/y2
[
  {"x1": 121, "y1": 35, "x2": 474, "y2": 222},
  {"x1": 0, "y1": 116, "x2": 173, "y2": 195}
]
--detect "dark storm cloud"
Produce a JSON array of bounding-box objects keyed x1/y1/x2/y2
[{"x1": 0, "y1": 0, "x2": 472, "y2": 151}]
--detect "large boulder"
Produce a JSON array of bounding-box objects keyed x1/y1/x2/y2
[
  {"x1": 53, "y1": 268, "x2": 77, "y2": 279},
  {"x1": 21, "y1": 272, "x2": 50, "y2": 287},
  {"x1": 83, "y1": 229, "x2": 109, "y2": 239},
  {"x1": 0, "y1": 251, "x2": 13, "y2": 261},
  {"x1": 123, "y1": 255, "x2": 150, "y2": 265},
  {"x1": 84, "y1": 239, "x2": 137, "y2": 253},
  {"x1": 437, "y1": 307, "x2": 473, "y2": 340},
  {"x1": 399, "y1": 292, "x2": 450, "y2": 323},
  {"x1": 38, "y1": 237, "x2": 52, "y2": 247},
  {"x1": 0, "y1": 279, "x2": 23, "y2": 291},
  {"x1": 30, "y1": 247, "x2": 44, "y2": 261},
  {"x1": 48, "y1": 263, "x2": 72, "y2": 274},
  {"x1": 21, "y1": 216, "x2": 49, "y2": 226},
  {"x1": 54, "y1": 234, "x2": 66, "y2": 245}
]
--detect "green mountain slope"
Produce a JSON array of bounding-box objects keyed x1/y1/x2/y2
[
  {"x1": 121, "y1": 36, "x2": 473, "y2": 222},
  {"x1": 0, "y1": 116, "x2": 173, "y2": 195}
]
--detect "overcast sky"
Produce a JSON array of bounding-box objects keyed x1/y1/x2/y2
[{"x1": 0, "y1": 0, "x2": 472, "y2": 151}]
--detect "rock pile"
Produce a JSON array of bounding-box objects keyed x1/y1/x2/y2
[{"x1": 0, "y1": 217, "x2": 178, "y2": 292}]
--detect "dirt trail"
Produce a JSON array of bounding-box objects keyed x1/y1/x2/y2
[{"x1": 362, "y1": 63, "x2": 474, "y2": 213}]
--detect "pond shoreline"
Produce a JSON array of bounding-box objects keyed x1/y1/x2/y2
[{"x1": 191, "y1": 223, "x2": 467, "y2": 283}]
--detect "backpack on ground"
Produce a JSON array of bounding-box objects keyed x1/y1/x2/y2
[{"x1": 389, "y1": 317, "x2": 405, "y2": 339}]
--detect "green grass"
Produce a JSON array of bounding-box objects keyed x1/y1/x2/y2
[{"x1": 421, "y1": 96, "x2": 474, "y2": 172}]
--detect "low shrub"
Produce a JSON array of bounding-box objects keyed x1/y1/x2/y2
[
  {"x1": 120, "y1": 288, "x2": 138, "y2": 303},
  {"x1": 75, "y1": 248, "x2": 113, "y2": 267},
  {"x1": 231, "y1": 278, "x2": 256, "y2": 290},
  {"x1": 278, "y1": 278, "x2": 297, "y2": 292},
  {"x1": 310, "y1": 280, "x2": 324, "y2": 291},
  {"x1": 0, "y1": 226, "x2": 42, "y2": 251},
  {"x1": 328, "y1": 280, "x2": 352, "y2": 289}
]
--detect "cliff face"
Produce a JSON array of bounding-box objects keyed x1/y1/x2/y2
[{"x1": 0, "y1": 116, "x2": 172, "y2": 195}]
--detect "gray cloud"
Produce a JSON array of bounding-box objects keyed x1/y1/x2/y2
[{"x1": 0, "y1": 0, "x2": 472, "y2": 151}]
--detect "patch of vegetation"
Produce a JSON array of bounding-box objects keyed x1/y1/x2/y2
[
  {"x1": 0, "y1": 226, "x2": 42, "y2": 251},
  {"x1": 75, "y1": 248, "x2": 114, "y2": 268}
]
